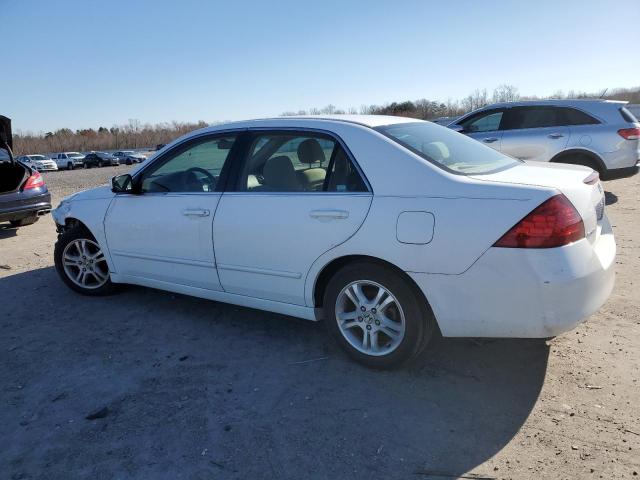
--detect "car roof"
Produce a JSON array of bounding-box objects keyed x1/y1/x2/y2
[
  {"x1": 198, "y1": 114, "x2": 423, "y2": 134},
  {"x1": 482, "y1": 99, "x2": 628, "y2": 109}
]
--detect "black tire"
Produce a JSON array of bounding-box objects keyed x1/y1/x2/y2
[
  {"x1": 54, "y1": 225, "x2": 117, "y2": 296},
  {"x1": 323, "y1": 261, "x2": 435, "y2": 369},
  {"x1": 10, "y1": 216, "x2": 38, "y2": 227},
  {"x1": 98, "y1": 160, "x2": 103, "y2": 168},
  {"x1": 84, "y1": 163, "x2": 89, "y2": 169},
  {"x1": 126, "y1": 159, "x2": 132, "y2": 165},
  {"x1": 67, "y1": 162, "x2": 74, "y2": 170}
]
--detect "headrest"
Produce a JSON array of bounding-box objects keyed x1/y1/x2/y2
[
  {"x1": 297, "y1": 138, "x2": 326, "y2": 165},
  {"x1": 263, "y1": 155, "x2": 301, "y2": 191}
]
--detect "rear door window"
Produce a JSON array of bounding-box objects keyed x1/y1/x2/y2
[
  {"x1": 502, "y1": 106, "x2": 562, "y2": 130},
  {"x1": 237, "y1": 132, "x2": 368, "y2": 193}
]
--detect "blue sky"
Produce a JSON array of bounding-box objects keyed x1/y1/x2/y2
[{"x1": 1, "y1": 0, "x2": 638, "y2": 132}]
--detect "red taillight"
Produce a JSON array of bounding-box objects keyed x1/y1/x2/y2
[
  {"x1": 493, "y1": 194, "x2": 584, "y2": 248},
  {"x1": 618, "y1": 127, "x2": 640, "y2": 140},
  {"x1": 23, "y1": 171, "x2": 44, "y2": 190}
]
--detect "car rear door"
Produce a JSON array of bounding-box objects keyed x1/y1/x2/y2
[
  {"x1": 499, "y1": 106, "x2": 569, "y2": 162},
  {"x1": 104, "y1": 132, "x2": 241, "y2": 290},
  {"x1": 212, "y1": 129, "x2": 372, "y2": 306}
]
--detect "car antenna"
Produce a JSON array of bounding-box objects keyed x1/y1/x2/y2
[{"x1": 599, "y1": 88, "x2": 608, "y2": 99}]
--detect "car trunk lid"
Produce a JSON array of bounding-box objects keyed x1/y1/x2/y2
[
  {"x1": 470, "y1": 160, "x2": 605, "y2": 245},
  {"x1": 0, "y1": 115, "x2": 29, "y2": 195}
]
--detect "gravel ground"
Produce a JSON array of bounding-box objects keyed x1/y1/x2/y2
[{"x1": 0, "y1": 168, "x2": 639, "y2": 479}]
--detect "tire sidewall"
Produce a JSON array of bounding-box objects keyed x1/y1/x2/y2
[
  {"x1": 54, "y1": 226, "x2": 115, "y2": 296},
  {"x1": 323, "y1": 262, "x2": 429, "y2": 368}
]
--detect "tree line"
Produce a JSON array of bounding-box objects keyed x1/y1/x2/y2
[
  {"x1": 13, "y1": 85, "x2": 639, "y2": 155},
  {"x1": 282, "y1": 85, "x2": 640, "y2": 119},
  {"x1": 13, "y1": 119, "x2": 209, "y2": 156}
]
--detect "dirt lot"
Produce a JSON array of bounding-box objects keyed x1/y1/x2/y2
[{"x1": 1, "y1": 166, "x2": 639, "y2": 480}]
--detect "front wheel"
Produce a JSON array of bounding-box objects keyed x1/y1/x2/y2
[
  {"x1": 67, "y1": 162, "x2": 74, "y2": 170},
  {"x1": 323, "y1": 261, "x2": 435, "y2": 368},
  {"x1": 54, "y1": 226, "x2": 117, "y2": 296}
]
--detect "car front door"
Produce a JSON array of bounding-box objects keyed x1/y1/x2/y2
[
  {"x1": 499, "y1": 106, "x2": 569, "y2": 162},
  {"x1": 213, "y1": 130, "x2": 372, "y2": 305},
  {"x1": 104, "y1": 132, "x2": 241, "y2": 290},
  {"x1": 455, "y1": 108, "x2": 505, "y2": 151}
]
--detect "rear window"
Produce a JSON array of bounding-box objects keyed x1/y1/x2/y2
[
  {"x1": 620, "y1": 107, "x2": 639, "y2": 123},
  {"x1": 376, "y1": 122, "x2": 519, "y2": 175}
]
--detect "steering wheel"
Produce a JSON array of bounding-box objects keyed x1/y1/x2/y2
[{"x1": 185, "y1": 167, "x2": 216, "y2": 191}]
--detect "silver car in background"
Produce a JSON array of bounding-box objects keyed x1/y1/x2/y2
[
  {"x1": 15, "y1": 154, "x2": 58, "y2": 171},
  {"x1": 448, "y1": 99, "x2": 640, "y2": 179}
]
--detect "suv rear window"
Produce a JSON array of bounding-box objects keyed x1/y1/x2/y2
[
  {"x1": 620, "y1": 107, "x2": 638, "y2": 123},
  {"x1": 377, "y1": 122, "x2": 519, "y2": 175}
]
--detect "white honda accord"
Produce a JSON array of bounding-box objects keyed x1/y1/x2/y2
[{"x1": 52, "y1": 115, "x2": 615, "y2": 368}]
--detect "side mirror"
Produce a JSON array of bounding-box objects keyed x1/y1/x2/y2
[
  {"x1": 451, "y1": 125, "x2": 465, "y2": 133},
  {"x1": 112, "y1": 173, "x2": 133, "y2": 193}
]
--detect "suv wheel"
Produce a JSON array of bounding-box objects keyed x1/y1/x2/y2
[
  {"x1": 54, "y1": 226, "x2": 116, "y2": 296},
  {"x1": 67, "y1": 162, "x2": 74, "y2": 170},
  {"x1": 323, "y1": 261, "x2": 435, "y2": 368}
]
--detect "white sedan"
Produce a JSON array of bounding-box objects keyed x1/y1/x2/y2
[{"x1": 51, "y1": 115, "x2": 615, "y2": 368}]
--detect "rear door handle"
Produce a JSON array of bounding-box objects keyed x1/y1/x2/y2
[
  {"x1": 482, "y1": 137, "x2": 499, "y2": 143},
  {"x1": 548, "y1": 133, "x2": 564, "y2": 139},
  {"x1": 182, "y1": 208, "x2": 210, "y2": 217},
  {"x1": 309, "y1": 209, "x2": 349, "y2": 220}
]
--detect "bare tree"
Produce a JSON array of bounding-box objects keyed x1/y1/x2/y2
[{"x1": 492, "y1": 84, "x2": 520, "y2": 103}]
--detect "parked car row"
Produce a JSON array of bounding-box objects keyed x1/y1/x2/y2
[{"x1": 12, "y1": 150, "x2": 149, "y2": 171}]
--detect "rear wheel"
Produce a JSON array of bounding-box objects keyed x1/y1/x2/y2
[
  {"x1": 97, "y1": 160, "x2": 103, "y2": 168},
  {"x1": 54, "y1": 225, "x2": 116, "y2": 296},
  {"x1": 323, "y1": 261, "x2": 435, "y2": 368},
  {"x1": 10, "y1": 216, "x2": 38, "y2": 227}
]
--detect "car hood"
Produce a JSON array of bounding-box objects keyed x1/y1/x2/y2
[{"x1": 63, "y1": 185, "x2": 114, "y2": 203}]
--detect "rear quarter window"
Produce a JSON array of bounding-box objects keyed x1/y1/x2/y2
[{"x1": 560, "y1": 107, "x2": 600, "y2": 126}]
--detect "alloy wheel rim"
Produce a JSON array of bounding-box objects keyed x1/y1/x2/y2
[
  {"x1": 62, "y1": 239, "x2": 109, "y2": 289},
  {"x1": 335, "y1": 280, "x2": 406, "y2": 356}
]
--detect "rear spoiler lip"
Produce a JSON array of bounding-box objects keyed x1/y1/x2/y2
[{"x1": 583, "y1": 170, "x2": 600, "y2": 185}]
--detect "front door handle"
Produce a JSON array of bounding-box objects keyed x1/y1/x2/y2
[
  {"x1": 548, "y1": 133, "x2": 564, "y2": 139},
  {"x1": 182, "y1": 208, "x2": 210, "y2": 217},
  {"x1": 309, "y1": 209, "x2": 349, "y2": 220},
  {"x1": 482, "y1": 137, "x2": 499, "y2": 143}
]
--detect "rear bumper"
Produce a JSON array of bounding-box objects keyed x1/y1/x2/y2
[
  {"x1": 410, "y1": 216, "x2": 616, "y2": 338},
  {"x1": 0, "y1": 191, "x2": 52, "y2": 222},
  {"x1": 602, "y1": 164, "x2": 639, "y2": 180}
]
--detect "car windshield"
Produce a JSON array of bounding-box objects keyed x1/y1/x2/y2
[
  {"x1": 31, "y1": 155, "x2": 47, "y2": 160},
  {"x1": 376, "y1": 122, "x2": 520, "y2": 175},
  {"x1": 68, "y1": 152, "x2": 83, "y2": 158}
]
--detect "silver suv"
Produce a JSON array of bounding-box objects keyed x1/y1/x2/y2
[{"x1": 448, "y1": 99, "x2": 640, "y2": 179}]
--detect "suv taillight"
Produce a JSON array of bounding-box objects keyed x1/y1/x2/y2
[
  {"x1": 618, "y1": 127, "x2": 640, "y2": 140},
  {"x1": 493, "y1": 194, "x2": 584, "y2": 248},
  {"x1": 24, "y1": 171, "x2": 44, "y2": 190}
]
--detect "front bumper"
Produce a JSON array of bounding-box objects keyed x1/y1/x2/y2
[{"x1": 410, "y1": 216, "x2": 616, "y2": 338}]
